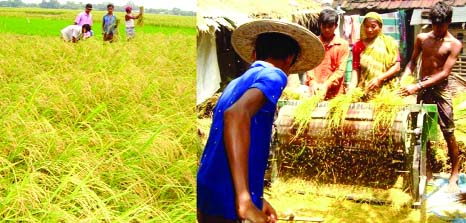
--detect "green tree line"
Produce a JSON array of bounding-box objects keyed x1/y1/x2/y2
[{"x1": 0, "y1": 0, "x2": 195, "y2": 16}]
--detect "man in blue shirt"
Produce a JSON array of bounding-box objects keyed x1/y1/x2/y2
[{"x1": 197, "y1": 19, "x2": 323, "y2": 223}]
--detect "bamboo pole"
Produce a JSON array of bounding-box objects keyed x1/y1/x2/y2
[{"x1": 451, "y1": 72, "x2": 466, "y2": 87}]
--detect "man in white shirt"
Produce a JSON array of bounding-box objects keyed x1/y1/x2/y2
[
  {"x1": 125, "y1": 6, "x2": 141, "y2": 40},
  {"x1": 61, "y1": 24, "x2": 91, "y2": 43}
]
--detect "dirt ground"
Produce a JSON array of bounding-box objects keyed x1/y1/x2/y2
[{"x1": 265, "y1": 179, "x2": 449, "y2": 223}]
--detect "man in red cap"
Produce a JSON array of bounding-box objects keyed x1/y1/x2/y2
[{"x1": 125, "y1": 6, "x2": 142, "y2": 40}]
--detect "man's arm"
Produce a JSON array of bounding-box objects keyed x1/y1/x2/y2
[
  {"x1": 400, "y1": 36, "x2": 462, "y2": 96},
  {"x1": 324, "y1": 42, "x2": 349, "y2": 89},
  {"x1": 224, "y1": 88, "x2": 270, "y2": 222},
  {"x1": 402, "y1": 34, "x2": 423, "y2": 80},
  {"x1": 74, "y1": 13, "x2": 80, "y2": 25},
  {"x1": 71, "y1": 29, "x2": 79, "y2": 43},
  {"x1": 102, "y1": 15, "x2": 107, "y2": 32},
  {"x1": 126, "y1": 14, "x2": 140, "y2": 20}
]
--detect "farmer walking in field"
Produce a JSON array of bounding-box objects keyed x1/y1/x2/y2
[
  {"x1": 102, "y1": 4, "x2": 117, "y2": 42},
  {"x1": 60, "y1": 24, "x2": 91, "y2": 43},
  {"x1": 305, "y1": 9, "x2": 349, "y2": 100},
  {"x1": 400, "y1": 1, "x2": 463, "y2": 193},
  {"x1": 196, "y1": 19, "x2": 323, "y2": 223},
  {"x1": 74, "y1": 3, "x2": 93, "y2": 38},
  {"x1": 124, "y1": 5, "x2": 141, "y2": 41}
]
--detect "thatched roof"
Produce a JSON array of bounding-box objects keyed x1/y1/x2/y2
[{"x1": 197, "y1": 0, "x2": 322, "y2": 33}]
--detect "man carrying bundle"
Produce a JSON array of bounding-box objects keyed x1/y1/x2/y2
[{"x1": 124, "y1": 5, "x2": 142, "y2": 40}]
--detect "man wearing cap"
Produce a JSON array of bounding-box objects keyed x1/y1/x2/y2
[
  {"x1": 400, "y1": 1, "x2": 462, "y2": 193},
  {"x1": 197, "y1": 20, "x2": 323, "y2": 223},
  {"x1": 125, "y1": 6, "x2": 141, "y2": 40}
]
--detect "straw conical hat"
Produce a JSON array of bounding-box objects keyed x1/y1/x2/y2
[{"x1": 231, "y1": 19, "x2": 324, "y2": 74}]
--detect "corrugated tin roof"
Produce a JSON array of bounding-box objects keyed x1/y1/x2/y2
[
  {"x1": 411, "y1": 6, "x2": 466, "y2": 24},
  {"x1": 340, "y1": 0, "x2": 466, "y2": 10}
]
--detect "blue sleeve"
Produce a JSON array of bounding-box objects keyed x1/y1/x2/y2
[{"x1": 250, "y1": 67, "x2": 287, "y2": 105}]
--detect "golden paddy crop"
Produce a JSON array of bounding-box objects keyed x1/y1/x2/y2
[{"x1": 0, "y1": 26, "x2": 197, "y2": 222}]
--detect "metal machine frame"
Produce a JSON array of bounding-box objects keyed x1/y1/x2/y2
[{"x1": 270, "y1": 101, "x2": 438, "y2": 207}]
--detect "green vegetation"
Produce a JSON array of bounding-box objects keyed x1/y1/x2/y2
[
  {"x1": 0, "y1": 7, "x2": 197, "y2": 222},
  {"x1": 0, "y1": 7, "x2": 196, "y2": 36},
  {"x1": 0, "y1": 1, "x2": 195, "y2": 16}
]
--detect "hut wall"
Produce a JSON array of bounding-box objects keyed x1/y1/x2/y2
[{"x1": 215, "y1": 26, "x2": 248, "y2": 88}]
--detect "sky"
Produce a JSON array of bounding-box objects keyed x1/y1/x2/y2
[{"x1": 21, "y1": 0, "x2": 197, "y2": 11}]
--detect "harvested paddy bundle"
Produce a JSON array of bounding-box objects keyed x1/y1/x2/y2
[
  {"x1": 326, "y1": 88, "x2": 364, "y2": 129},
  {"x1": 292, "y1": 91, "x2": 325, "y2": 137},
  {"x1": 112, "y1": 18, "x2": 120, "y2": 41},
  {"x1": 369, "y1": 75, "x2": 416, "y2": 131},
  {"x1": 137, "y1": 6, "x2": 144, "y2": 26},
  {"x1": 370, "y1": 87, "x2": 406, "y2": 130},
  {"x1": 399, "y1": 75, "x2": 417, "y2": 87},
  {"x1": 281, "y1": 88, "x2": 304, "y2": 100}
]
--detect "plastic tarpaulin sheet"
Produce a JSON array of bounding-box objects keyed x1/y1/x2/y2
[
  {"x1": 427, "y1": 173, "x2": 466, "y2": 222},
  {"x1": 197, "y1": 31, "x2": 221, "y2": 105}
]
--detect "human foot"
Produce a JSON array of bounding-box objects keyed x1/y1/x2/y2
[{"x1": 446, "y1": 175, "x2": 460, "y2": 193}]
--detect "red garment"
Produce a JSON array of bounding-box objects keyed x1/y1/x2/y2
[
  {"x1": 306, "y1": 35, "x2": 349, "y2": 99},
  {"x1": 352, "y1": 40, "x2": 401, "y2": 71},
  {"x1": 352, "y1": 40, "x2": 365, "y2": 71}
]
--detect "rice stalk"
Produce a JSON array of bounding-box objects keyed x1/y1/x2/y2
[
  {"x1": 326, "y1": 88, "x2": 364, "y2": 129},
  {"x1": 137, "y1": 6, "x2": 144, "y2": 27},
  {"x1": 0, "y1": 24, "x2": 197, "y2": 222},
  {"x1": 399, "y1": 75, "x2": 417, "y2": 88},
  {"x1": 370, "y1": 87, "x2": 406, "y2": 131},
  {"x1": 281, "y1": 87, "x2": 302, "y2": 100},
  {"x1": 292, "y1": 91, "x2": 325, "y2": 137}
]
